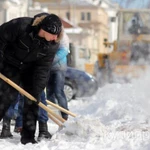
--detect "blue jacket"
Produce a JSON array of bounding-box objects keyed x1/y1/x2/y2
[{"x1": 51, "y1": 32, "x2": 69, "y2": 71}]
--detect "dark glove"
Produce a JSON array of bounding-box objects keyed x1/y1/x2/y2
[{"x1": 32, "y1": 92, "x2": 41, "y2": 105}]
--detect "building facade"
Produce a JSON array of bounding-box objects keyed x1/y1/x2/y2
[
  {"x1": 0, "y1": 0, "x2": 119, "y2": 73},
  {"x1": 0, "y1": 0, "x2": 29, "y2": 24},
  {"x1": 34, "y1": 0, "x2": 110, "y2": 72}
]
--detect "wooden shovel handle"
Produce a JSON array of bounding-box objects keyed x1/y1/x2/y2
[
  {"x1": 48, "y1": 113, "x2": 63, "y2": 127},
  {"x1": 0, "y1": 73, "x2": 66, "y2": 123},
  {"x1": 46, "y1": 100, "x2": 76, "y2": 117},
  {"x1": 39, "y1": 102, "x2": 66, "y2": 123}
]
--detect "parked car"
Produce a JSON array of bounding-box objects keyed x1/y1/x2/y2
[{"x1": 64, "y1": 67, "x2": 98, "y2": 101}]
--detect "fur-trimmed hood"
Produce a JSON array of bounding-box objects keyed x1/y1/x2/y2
[{"x1": 32, "y1": 13, "x2": 63, "y2": 43}]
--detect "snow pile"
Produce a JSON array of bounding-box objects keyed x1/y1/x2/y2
[{"x1": 1, "y1": 69, "x2": 150, "y2": 149}]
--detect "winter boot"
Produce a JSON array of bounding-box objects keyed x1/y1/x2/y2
[
  {"x1": 21, "y1": 137, "x2": 37, "y2": 145},
  {"x1": 0, "y1": 117, "x2": 13, "y2": 138},
  {"x1": 14, "y1": 126, "x2": 22, "y2": 133},
  {"x1": 21, "y1": 129, "x2": 37, "y2": 145},
  {"x1": 37, "y1": 121, "x2": 52, "y2": 141}
]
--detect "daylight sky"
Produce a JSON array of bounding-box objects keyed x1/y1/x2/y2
[
  {"x1": 1, "y1": 68, "x2": 150, "y2": 149},
  {"x1": 111, "y1": 0, "x2": 150, "y2": 8}
]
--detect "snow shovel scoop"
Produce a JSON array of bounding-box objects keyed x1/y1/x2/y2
[{"x1": 0, "y1": 73, "x2": 77, "y2": 128}]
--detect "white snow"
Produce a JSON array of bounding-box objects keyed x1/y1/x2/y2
[{"x1": 1, "y1": 68, "x2": 150, "y2": 150}]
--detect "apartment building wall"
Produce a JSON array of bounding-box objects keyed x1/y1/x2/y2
[
  {"x1": 46, "y1": 5, "x2": 109, "y2": 64},
  {"x1": 28, "y1": 2, "x2": 48, "y2": 17},
  {"x1": 0, "y1": 0, "x2": 28, "y2": 24},
  {"x1": 99, "y1": 0, "x2": 120, "y2": 53}
]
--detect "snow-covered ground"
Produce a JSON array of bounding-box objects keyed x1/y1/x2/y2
[{"x1": 1, "y1": 69, "x2": 150, "y2": 150}]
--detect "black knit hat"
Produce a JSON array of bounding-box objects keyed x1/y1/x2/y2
[{"x1": 41, "y1": 14, "x2": 62, "y2": 35}]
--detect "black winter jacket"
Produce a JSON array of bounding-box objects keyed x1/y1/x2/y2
[{"x1": 0, "y1": 15, "x2": 62, "y2": 99}]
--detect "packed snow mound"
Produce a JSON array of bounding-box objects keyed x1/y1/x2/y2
[
  {"x1": 55, "y1": 116, "x2": 107, "y2": 137},
  {"x1": 70, "y1": 68, "x2": 150, "y2": 126},
  {"x1": 1, "y1": 68, "x2": 150, "y2": 149}
]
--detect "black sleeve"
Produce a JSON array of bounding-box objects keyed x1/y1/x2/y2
[{"x1": 31, "y1": 43, "x2": 59, "y2": 99}]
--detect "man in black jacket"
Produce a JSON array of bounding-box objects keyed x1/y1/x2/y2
[{"x1": 0, "y1": 13, "x2": 63, "y2": 144}]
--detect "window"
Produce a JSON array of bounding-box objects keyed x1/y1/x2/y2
[
  {"x1": 81, "y1": 12, "x2": 91, "y2": 21},
  {"x1": 81, "y1": 12, "x2": 85, "y2": 20},
  {"x1": 87, "y1": 12, "x2": 91, "y2": 21},
  {"x1": 110, "y1": 17, "x2": 116, "y2": 22},
  {"x1": 66, "y1": 12, "x2": 70, "y2": 20}
]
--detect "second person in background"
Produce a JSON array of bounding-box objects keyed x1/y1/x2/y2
[{"x1": 46, "y1": 31, "x2": 70, "y2": 120}]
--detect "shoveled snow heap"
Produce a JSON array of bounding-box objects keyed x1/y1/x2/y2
[{"x1": 1, "y1": 69, "x2": 150, "y2": 149}]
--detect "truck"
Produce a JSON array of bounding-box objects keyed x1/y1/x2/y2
[{"x1": 99, "y1": 9, "x2": 150, "y2": 83}]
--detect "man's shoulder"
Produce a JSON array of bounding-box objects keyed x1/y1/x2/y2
[
  {"x1": 13, "y1": 17, "x2": 33, "y2": 32},
  {"x1": 9, "y1": 16, "x2": 32, "y2": 23},
  {"x1": 16, "y1": 17, "x2": 33, "y2": 25}
]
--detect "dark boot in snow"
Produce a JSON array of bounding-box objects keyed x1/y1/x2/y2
[
  {"x1": 37, "y1": 121, "x2": 52, "y2": 141},
  {"x1": 21, "y1": 137, "x2": 37, "y2": 145},
  {"x1": 0, "y1": 117, "x2": 13, "y2": 138},
  {"x1": 21, "y1": 129, "x2": 37, "y2": 145},
  {"x1": 14, "y1": 126, "x2": 22, "y2": 133}
]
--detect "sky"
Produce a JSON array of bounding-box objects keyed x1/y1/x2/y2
[
  {"x1": 1, "y1": 68, "x2": 150, "y2": 149},
  {"x1": 111, "y1": 0, "x2": 150, "y2": 8}
]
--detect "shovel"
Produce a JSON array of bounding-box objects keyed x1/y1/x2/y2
[{"x1": 0, "y1": 73, "x2": 76, "y2": 127}]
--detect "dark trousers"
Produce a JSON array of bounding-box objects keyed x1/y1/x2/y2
[
  {"x1": 0, "y1": 62, "x2": 38, "y2": 139},
  {"x1": 6, "y1": 90, "x2": 48, "y2": 127},
  {"x1": 46, "y1": 70, "x2": 68, "y2": 118},
  {"x1": 5, "y1": 94, "x2": 21, "y2": 120},
  {"x1": 15, "y1": 94, "x2": 24, "y2": 128},
  {"x1": 16, "y1": 90, "x2": 48, "y2": 125},
  {"x1": 38, "y1": 90, "x2": 48, "y2": 123}
]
